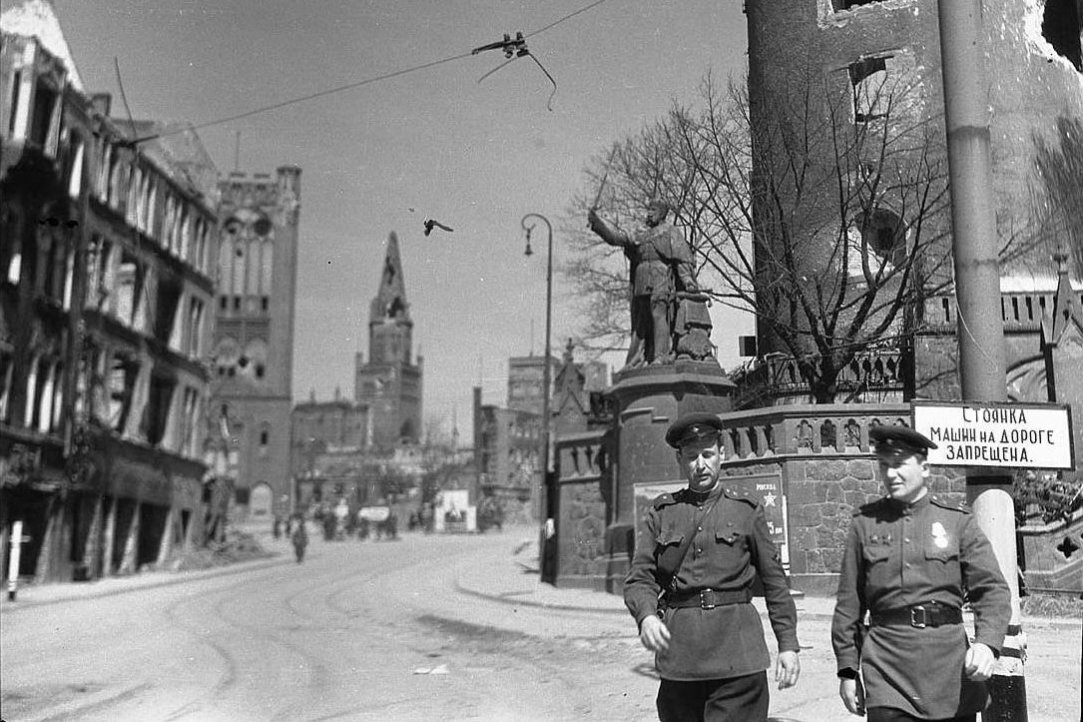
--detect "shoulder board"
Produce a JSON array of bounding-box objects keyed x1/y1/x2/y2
[
  {"x1": 723, "y1": 487, "x2": 759, "y2": 507},
  {"x1": 930, "y1": 495, "x2": 970, "y2": 513},
  {"x1": 652, "y1": 492, "x2": 677, "y2": 509}
]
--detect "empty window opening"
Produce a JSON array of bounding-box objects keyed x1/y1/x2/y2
[
  {"x1": 1025, "y1": 296, "x2": 1034, "y2": 321},
  {"x1": 155, "y1": 277, "x2": 182, "y2": 344},
  {"x1": 107, "y1": 354, "x2": 137, "y2": 432},
  {"x1": 29, "y1": 82, "x2": 57, "y2": 147},
  {"x1": 1012, "y1": 296, "x2": 1020, "y2": 321},
  {"x1": 7, "y1": 70, "x2": 21, "y2": 135},
  {"x1": 1043, "y1": 0, "x2": 1083, "y2": 72},
  {"x1": 114, "y1": 252, "x2": 143, "y2": 326},
  {"x1": 144, "y1": 375, "x2": 174, "y2": 446},
  {"x1": 850, "y1": 57, "x2": 888, "y2": 122}
]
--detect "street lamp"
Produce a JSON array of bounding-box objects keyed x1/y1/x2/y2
[{"x1": 521, "y1": 213, "x2": 553, "y2": 527}]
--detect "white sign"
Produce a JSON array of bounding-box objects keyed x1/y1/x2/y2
[{"x1": 912, "y1": 402, "x2": 1075, "y2": 470}]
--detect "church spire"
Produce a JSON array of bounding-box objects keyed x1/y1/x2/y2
[
  {"x1": 1050, "y1": 248, "x2": 1082, "y2": 342},
  {"x1": 370, "y1": 231, "x2": 410, "y2": 325}
]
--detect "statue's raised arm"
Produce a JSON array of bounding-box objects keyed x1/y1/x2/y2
[{"x1": 587, "y1": 208, "x2": 632, "y2": 248}]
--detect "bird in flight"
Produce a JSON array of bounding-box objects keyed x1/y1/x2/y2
[{"x1": 424, "y1": 219, "x2": 454, "y2": 236}]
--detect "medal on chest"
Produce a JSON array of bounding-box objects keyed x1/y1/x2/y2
[{"x1": 930, "y1": 521, "x2": 950, "y2": 549}]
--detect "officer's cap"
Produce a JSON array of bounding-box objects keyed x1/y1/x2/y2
[
  {"x1": 869, "y1": 425, "x2": 938, "y2": 455},
  {"x1": 665, "y1": 412, "x2": 724, "y2": 449}
]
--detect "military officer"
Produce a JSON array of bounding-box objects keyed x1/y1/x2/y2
[
  {"x1": 624, "y1": 412, "x2": 800, "y2": 721},
  {"x1": 831, "y1": 425, "x2": 1011, "y2": 722}
]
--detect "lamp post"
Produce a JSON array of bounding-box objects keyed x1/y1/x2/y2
[{"x1": 521, "y1": 213, "x2": 553, "y2": 529}]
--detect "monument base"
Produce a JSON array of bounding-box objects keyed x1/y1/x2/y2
[{"x1": 603, "y1": 360, "x2": 735, "y2": 592}]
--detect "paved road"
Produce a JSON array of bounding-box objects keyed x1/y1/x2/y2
[
  {"x1": 2, "y1": 529, "x2": 657, "y2": 721},
  {"x1": 2, "y1": 527, "x2": 1079, "y2": 721}
]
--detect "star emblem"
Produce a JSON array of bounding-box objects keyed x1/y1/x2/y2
[{"x1": 762, "y1": 492, "x2": 777, "y2": 507}]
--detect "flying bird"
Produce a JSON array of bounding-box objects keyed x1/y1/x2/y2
[{"x1": 424, "y1": 219, "x2": 454, "y2": 236}]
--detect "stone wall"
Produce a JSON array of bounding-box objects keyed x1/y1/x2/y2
[{"x1": 717, "y1": 403, "x2": 968, "y2": 594}]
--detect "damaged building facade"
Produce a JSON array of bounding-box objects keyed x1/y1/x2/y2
[{"x1": 1, "y1": 2, "x2": 218, "y2": 582}]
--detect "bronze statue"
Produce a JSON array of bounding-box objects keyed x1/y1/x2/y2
[{"x1": 588, "y1": 200, "x2": 700, "y2": 367}]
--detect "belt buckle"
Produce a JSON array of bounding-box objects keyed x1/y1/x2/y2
[
  {"x1": 910, "y1": 605, "x2": 927, "y2": 628},
  {"x1": 700, "y1": 590, "x2": 716, "y2": 610}
]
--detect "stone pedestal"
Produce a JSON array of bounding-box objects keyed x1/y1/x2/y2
[{"x1": 602, "y1": 360, "x2": 735, "y2": 592}]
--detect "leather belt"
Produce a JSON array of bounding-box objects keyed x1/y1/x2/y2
[
  {"x1": 870, "y1": 603, "x2": 962, "y2": 629},
  {"x1": 665, "y1": 588, "x2": 752, "y2": 610}
]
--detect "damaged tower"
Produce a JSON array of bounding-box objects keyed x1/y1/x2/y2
[{"x1": 744, "y1": 0, "x2": 1083, "y2": 403}]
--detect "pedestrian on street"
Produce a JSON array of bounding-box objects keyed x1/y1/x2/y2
[
  {"x1": 831, "y1": 425, "x2": 1011, "y2": 722},
  {"x1": 291, "y1": 515, "x2": 309, "y2": 564},
  {"x1": 624, "y1": 412, "x2": 801, "y2": 721}
]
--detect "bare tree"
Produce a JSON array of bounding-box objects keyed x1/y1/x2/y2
[
  {"x1": 1030, "y1": 115, "x2": 1083, "y2": 275},
  {"x1": 565, "y1": 72, "x2": 956, "y2": 402}
]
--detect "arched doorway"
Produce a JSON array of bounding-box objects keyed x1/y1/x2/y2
[{"x1": 250, "y1": 482, "x2": 273, "y2": 518}]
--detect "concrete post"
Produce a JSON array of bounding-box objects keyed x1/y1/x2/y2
[{"x1": 937, "y1": 0, "x2": 1026, "y2": 717}]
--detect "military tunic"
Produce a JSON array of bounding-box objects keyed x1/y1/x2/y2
[
  {"x1": 831, "y1": 494, "x2": 1011, "y2": 719},
  {"x1": 624, "y1": 484, "x2": 799, "y2": 681}
]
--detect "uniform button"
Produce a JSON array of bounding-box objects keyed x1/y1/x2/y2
[
  {"x1": 696, "y1": 548, "x2": 703, "y2": 554},
  {"x1": 905, "y1": 562, "x2": 912, "y2": 568},
  {"x1": 697, "y1": 526, "x2": 703, "y2": 532},
  {"x1": 904, "y1": 538, "x2": 911, "y2": 543}
]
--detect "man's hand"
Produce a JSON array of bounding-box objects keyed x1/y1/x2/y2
[
  {"x1": 775, "y1": 650, "x2": 800, "y2": 689},
  {"x1": 638, "y1": 614, "x2": 671, "y2": 653},
  {"x1": 839, "y1": 676, "x2": 866, "y2": 716},
  {"x1": 964, "y1": 643, "x2": 996, "y2": 681}
]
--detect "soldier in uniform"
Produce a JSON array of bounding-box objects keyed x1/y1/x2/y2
[
  {"x1": 831, "y1": 425, "x2": 1011, "y2": 721},
  {"x1": 624, "y1": 412, "x2": 800, "y2": 721},
  {"x1": 588, "y1": 199, "x2": 698, "y2": 367}
]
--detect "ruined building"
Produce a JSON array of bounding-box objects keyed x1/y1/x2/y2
[
  {"x1": 742, "y1": 0, "x2": 1083, "y2": 408},
  {"x1": 210, "y1": 167, "x2": 301, "y2": 520},
  {"x1": 354, "y1": 233, "x2": 423, "y2": 452},
  {"x1": 1, "y1": 1, "x2": 217, "y2": 581}
]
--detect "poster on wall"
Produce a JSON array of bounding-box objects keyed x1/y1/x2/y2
[{"x1": 631, "y1": 473, "x2": 789, "y2": 566}]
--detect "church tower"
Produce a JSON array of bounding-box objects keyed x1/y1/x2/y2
[
  {"x1": 355, "y1": 232, "x2": 423, "y2": 451},
  {"x1": 212, "y1": 166, "x2": 301, "y2": 518}
]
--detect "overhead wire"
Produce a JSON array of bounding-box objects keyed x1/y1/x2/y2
[{"x1": 125, "y1": 0, "x2": 615, "y2": 145}]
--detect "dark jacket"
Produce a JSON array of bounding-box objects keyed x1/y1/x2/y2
[
  {"x1": 624, "y1": 484, "x2": 799, "y2": 681},
  {"x1": 831, "y1": 494, "x2": 1011, "y2": 718}
]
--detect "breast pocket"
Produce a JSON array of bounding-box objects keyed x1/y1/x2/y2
[
  {"x1": 862, "y1": 545, "x2": 892, "y2": 565},
  {"x1": 924, "y1": 541, "x2": 960, "y2": 563},
  {"x1": 656, "y1": 529, "x2": 684, "y2": 548}
]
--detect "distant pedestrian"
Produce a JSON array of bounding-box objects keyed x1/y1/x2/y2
[
  {"x1": 831, "y1": 425, "x2": 1011, "y2": 721},
  {"x1": 624, "y1": 412, "x2": 800, "y2": 721},
  {"x1": 291, "y1": 516, "x2": 309, "y2": 563},
  {"x1": 272, "y1": 515, "x2": 282, "y2": 540}
]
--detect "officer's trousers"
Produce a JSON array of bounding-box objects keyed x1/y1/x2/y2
[{"x1": 656, "y1": 671, "x2": 768, "y2": 722}]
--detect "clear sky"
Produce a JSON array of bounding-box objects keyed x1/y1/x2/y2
[{"x1": 49, "y1": 0, "x2": 753, "y2": 440}]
